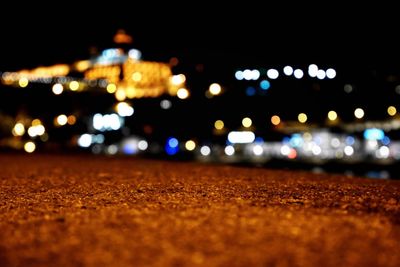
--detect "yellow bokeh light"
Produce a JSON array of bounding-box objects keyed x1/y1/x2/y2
[
  {"x1": 106, "y1": 83, "x2": 117, "y2": 94},
  {"x1": 387, "y1": 106, "x2": 397, "y2": 116},
  {"x1": 115, "y1": 89, "x2": 127, "y2": 101},
  {"x1": 126, "y1": 87, "x2": 136, "y2": 98},
  {"x1": 75, "y1": 60, "x2": 91, "y2": 72},
  {"x1": 131, "y1": 72, "x2": 142, "y2": 82},
  {"x1": 69, "y1": 81, "x2": 79, "y2": 91},
  {"x1": 209, "y1": 83, "x2": 222, "y2": 95},
  {"x1": 18, "y1": 77, "x2": 29, "y2": 88},
  {"x1": 177, "y1": 88, "x2": 189, "y2": 99},
  {"x1": 171, "y1": 74, "x2": 186, "y2": 85},
  {"x1": 26, "y1": 122, "x2": 45, "y2": 137},
  {"x1": 32, "y1": 119, "x2": 42, "y2": 126},
  {"x1": 16, "y1": 64, "x2": 69, "y2": 79},
  {"x1": 328, "y1": 110, "x2": 337, "y2": 121},
  {"x1": 214, "y1": 120, "x2": 224, "y2": 130},
  {"x1": 35, "y1": 125, "x2": 45, "y2": 136},
  {"x1": 298, "y1": 113, "x2": 307, "y2": 123},
  {"x1": 12, "y1": 122, "x2": 25, "y2": 136},
  {"x1": 85, "y1": 65, "x2": 120, "y2": 84},
  {"x1": 354, "y1": 108, "x2": 364, "y2": 119},
  {"x1": 271, "y1": 115, "x2": 281, "y2": 126},
  {"x1": 116, "y1": 102, "x2": 134, "y2": 117},
  {"x1": 185, "y1": 140, "x2": 196, "y2": 151},
  {"x1": 24, "y1": 141, "x2": 36, "y2": 153},
  {"x1": 242, "y1": 117, "x2": 252, "y2": 128}
]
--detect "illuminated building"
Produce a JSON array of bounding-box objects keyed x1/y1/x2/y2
[
  {"x1": 0, "y1": 31, "x2": 185, "y2": 99},
  {"x1": 0, "y1": 31, "x2": 187, "y2": 154}
]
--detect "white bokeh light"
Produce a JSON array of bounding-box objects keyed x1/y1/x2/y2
[
  {"x1": 283, "y1": 66, "x2": 293, "y2": 76},
  {"x1": 294, "y1": 69, "x2": 304, "y2": 79},
  {"x1": 200, "y1": 145, "x2": 211, "y2": 156},
  {"x1": 326, "y1": 68, "x2": 336, "y2": 79},
  {"x1": 267, "y1": 69, "x2": 279, "y2": 79}
]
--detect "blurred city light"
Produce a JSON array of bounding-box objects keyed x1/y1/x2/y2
[
  {"x1": 1, "y1": 30, "x2": 400, "y2": 179},
  {"x1": 271, "y1": 115, "x2": 281, "y2": 126},
  {"x1": 209, "y1": 83, "x2": 222, "y2": 95},
  {"x1": 242, "y1": 117, "x2": 252, "y2": 128},
  {"x1": 354, "y1": 108, "x2": 365, "y2": 119},
  {"x1": 24, "y1": 141, "x2": 36, "y2": 153}
]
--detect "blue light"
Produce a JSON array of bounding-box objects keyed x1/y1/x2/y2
[
  {"x1": 363, "y1": 128, "x2": 385, "y2": 140},
  {"x1": 282, "y1": 137, "x2": 290, "y2": 144},
  {"x1": 382, "y1": 136, "x2": 391, "y2": 145},
  {"x1": 314, "y1": 136, "x2": 322, "y2": 145},
  {"x1": 102, "y1": 48, "x2": 120, "y2": 57},
  {"x1": 260, "y1": 80, "x2": 270, "y2": 90},
  {"x1": 345, "y1": 136, "x2": 355, "y2": 145},
  {"x1": 290, "y1": 134, "x2": 303, "y2": 148},
  {"x1": 235, "y1": 70, "x2": 244, "y2": 80},
  {"x1": 96, "y1": 48, "x2": 127, "y2": 65},
  {"x1": 165, "y1": 137, "x2": 179, "y2": 155},
  {"x1": 122, "y1": 143, "x2": 138, "y2": 155},
  {"x1": 167, "y1": 137, "x2": 179, "y2": 148},
  {"x1": 246, "y1": 86, "x2": 256, "y2": 96},
  {"x1": 165, "y1": 145, "x2": 179, "y2": 155},
  {"x1": 255, "y1": 137, "x2": 264, "y2": 143}
]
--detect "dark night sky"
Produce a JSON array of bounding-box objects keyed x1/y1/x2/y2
[{"x1": 1, "y1": 4, "x2": 399, "y2": 71}]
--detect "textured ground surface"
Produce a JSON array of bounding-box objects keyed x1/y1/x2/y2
[{"x1": 0, "y1": 154, "x2": 399, "y2": 267}]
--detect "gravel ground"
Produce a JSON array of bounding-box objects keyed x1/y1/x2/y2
[{"x1": 0, "y1": 154, "x2": 399, "y2": 267}]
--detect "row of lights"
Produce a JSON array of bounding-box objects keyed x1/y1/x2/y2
[
  {"x1": 235, "y1": 65, "x2": 336, "y2": 81},
  {"x1": 212, "y1": 106, "x2": 398, "y2": 131}
]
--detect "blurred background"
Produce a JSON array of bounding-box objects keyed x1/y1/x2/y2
[{"x1": 1, "y1": 5, "x2": 399, "y2": 179}]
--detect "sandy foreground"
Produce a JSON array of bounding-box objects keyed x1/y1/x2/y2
[{"x1": 0, "y1": 154, "x2": 399, "y2": 267}]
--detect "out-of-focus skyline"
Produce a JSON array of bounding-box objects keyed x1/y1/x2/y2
[{"x1": 1, "y1": 5, "x2": 400, "y2": 180}]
